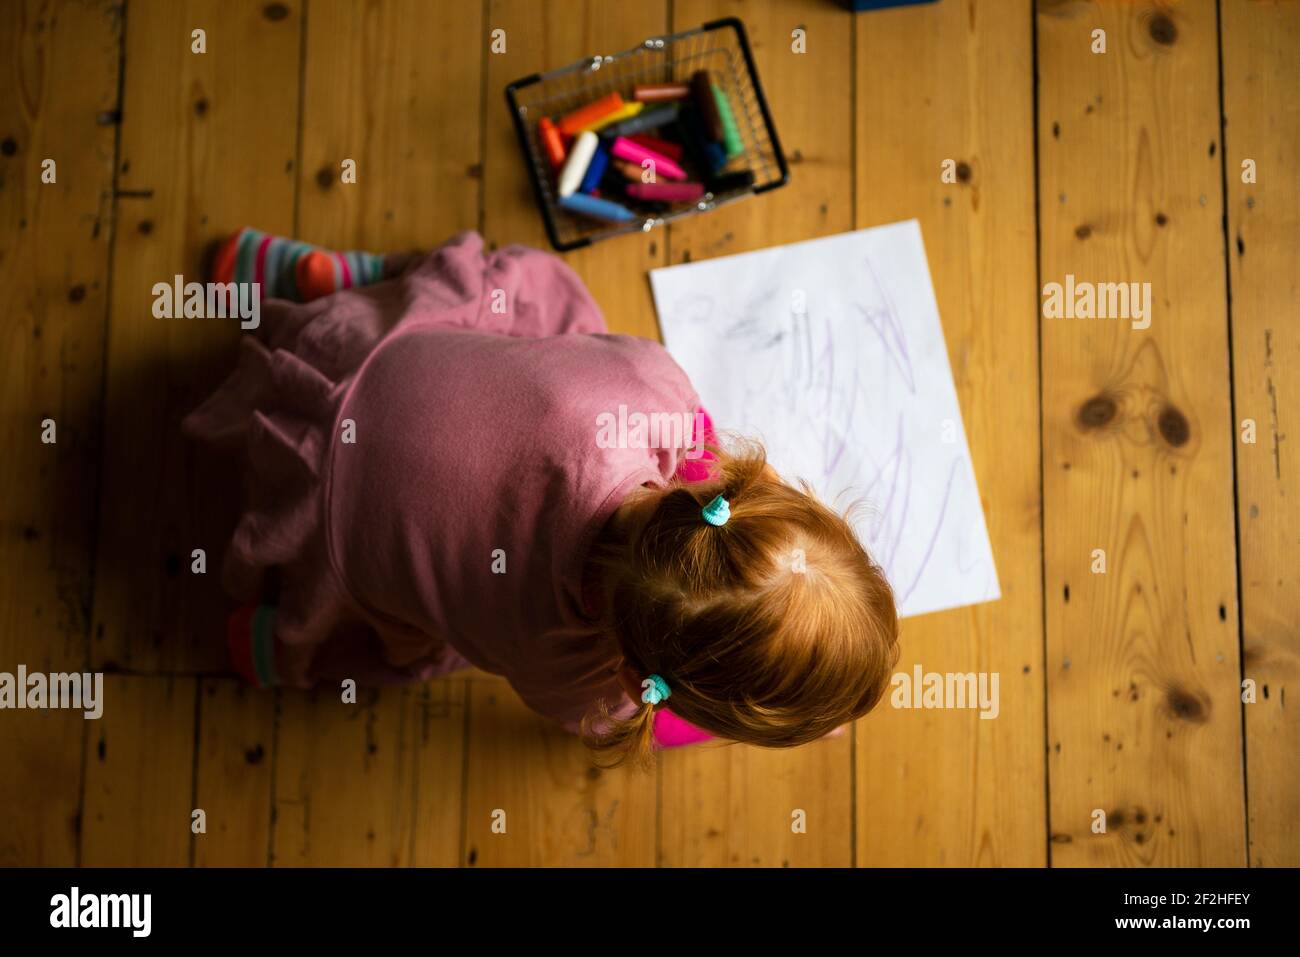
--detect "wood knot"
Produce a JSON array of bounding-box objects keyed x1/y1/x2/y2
[
  {"x1": 955, "y1": 161, "x2": 971, "y2": 183},
  {"x1": 315, "y1": 166, "x2": 334, "y2": 190},
  {"x1": 1157, "y1": 405, "x2": 1190, "y2": 446},
  {"x1": 1149, "y1": 13, "x2": 1177, "y2": 45},
  {"x1": 1078, "y1": 394, "x2": 1117, "y2": 429},
  {"x1": 194, "y1": 98, "x2": 209, "y2": 118},
  {"x1": 0, "y1": 136, "x2": 17, "y2": 156},
  {"x1": 1163, "y1": 685, "x2": 1210, "y2": 723},
  {"x1": 263, "y1": 2, "x2": 290, "y2": 20},
  {"x1": 1074, "y1": 223, "x2": 1092, "y2": 239}
]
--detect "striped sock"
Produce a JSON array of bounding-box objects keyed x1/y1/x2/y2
[
  {"x1": 210, "y1": 227, "x2": 388, "y2": 303},
  {"x1": 227, "y1": 603, "x2": 280, "y2": 689}
]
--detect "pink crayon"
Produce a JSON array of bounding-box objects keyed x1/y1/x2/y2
[
  {"x1": 608, "y1": 136, "x2": 686, "y2": 181},
  {"x1": 626, "y1": 181, "x2": 704, "y2": 203}
]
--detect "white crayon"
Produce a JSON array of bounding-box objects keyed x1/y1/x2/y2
[{"x1": 558, "y1": 131, "x2": 598, "y2": 197}]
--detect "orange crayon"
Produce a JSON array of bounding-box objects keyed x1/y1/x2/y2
[
  {"x1": 611, "y1": 159, "x2": 644, "y2": 181},
  {"x1": 558, "y1": 92, "x2": 625, "y2": 136}
]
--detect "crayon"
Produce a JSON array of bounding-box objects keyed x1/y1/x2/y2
[
  {"x1": 578, "y1": 144, "x2": 610, "y2": 194},
  {"x1": 633, "y1": 82, "x2": 690, "y2": 102},
  {"x1": 599, "y1": 161, "x2": 630, "y2": 196},
  {"x1": 557, "y1": 130, "x2": 598, "y2": 196},
  {"x1": 711, "y1": 84, "x2": 744, "y2": 158},
  {"x1": 611, "y1": 158, "x2": 645, "y2": 181},
  {"x1": 706, "y1": 169, "x2": 755, "y2": 194},
  {"x1": 676, "y1": 106, "x2": 726, "y2": 176},
  {"x1": 703, "y1": 140, "x2": 727, "y2": 174},
  {"x1": 579, "y1": 100, "x2": 643, "y2": 133},
  {"x1": 538, "y1": 117, "x2": 566, "y2": 171},
  {"x1": 689, "y1": 70, "x2": 725, "y2": 141},
  {"x1": 599, "y1": 103, "x2": 679, "y2": 139},
  {"x1": 609, "y1": 136, "x2": 686, "y2": 181},
  {"x1": 559, "y1": 192, "x2": 637, "y2": 223},
  {"x1": 627, "y1": 133, "x2": 683, "y2": 161},
  {"x1": 558, "y1": 92, "x2": 625, "y2": 136},
  {"x1": 626, "y1": 181, "x2": 705, "y2": 203}
]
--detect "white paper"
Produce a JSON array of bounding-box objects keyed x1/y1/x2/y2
[{"x1": 649, "y1": 220, "x2": 1000, "y2": 618}]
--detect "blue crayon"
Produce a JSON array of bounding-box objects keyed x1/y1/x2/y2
[
  {"x1": 579, "y1": 145, "x2": 610, "y2": 194},
  {"x1": 559, "y1": 191, "x2": 637, "y2": 223}
]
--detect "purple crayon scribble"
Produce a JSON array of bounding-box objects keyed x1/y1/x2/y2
[{"x1": 857, "y1": 258, "x2": 915, "y2": 394}]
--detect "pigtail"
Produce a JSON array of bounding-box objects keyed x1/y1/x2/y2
[{"x1": 580, "y1": 696, "x2": 659, "y2": 770}]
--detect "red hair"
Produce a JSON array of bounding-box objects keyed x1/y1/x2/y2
[{"x1": 582, "y1": 438, "x2": 900, "y2": 766}]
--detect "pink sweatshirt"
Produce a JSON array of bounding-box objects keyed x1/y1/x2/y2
[
  {"x1": 329, "y1": 326, "x2": 704, "y2": 730},
  {"x1": 188, "y1": 232, "x2": 712, "y2": 743}
]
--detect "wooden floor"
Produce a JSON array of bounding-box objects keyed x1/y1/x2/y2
[{"x1": 1, "y1": 0, "x2": 1296, "y2": 867}]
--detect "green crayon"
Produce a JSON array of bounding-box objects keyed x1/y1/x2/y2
[{"x1": 711, "y1": 84, "x2": 744, "y2": 158}]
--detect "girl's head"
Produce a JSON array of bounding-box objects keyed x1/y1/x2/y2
[{"x1": 583, "y1": 438, "x2": 900, "y2": 766}]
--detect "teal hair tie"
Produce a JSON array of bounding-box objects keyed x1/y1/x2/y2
[
  {"x1": 701, "y1": 494, "x2": 730, "y2": 526},
  {"x1": 640, "y1": 673, "x2": 671, "y2": 705}
]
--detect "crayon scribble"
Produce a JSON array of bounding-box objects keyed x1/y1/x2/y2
[{"x1": 653, "y1": 226, "x2": 999, "y2": 617}]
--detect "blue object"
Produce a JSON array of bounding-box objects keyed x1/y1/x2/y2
[
  {"x1": 558, "y1": 192, "x2": 636, "y2": 223},
  {"x1": 641, "y1": 674, "x2": 672, "y2": 705},
  {"x1": 836, "y1": 0, "x2": 937, "y2": 10},
  {"x1": 677, "y1": 106, "x2": 727, "y2": 177},
  {"x1": 701, "y1": 494, "x2": 731, "y2": 527},
  {"x1": 579, "y1": 144, "x2": 609, "y2": 194}
]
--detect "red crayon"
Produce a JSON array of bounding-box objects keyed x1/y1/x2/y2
[
  {"x1": 538, "y1": 117, "x2": 566, "y2": 171},
  {"x1": 628, "y1": 133, "x2": 683, "y2": 161},
  {"x1": 626, "y1": 181, "x2": 705, "y2": 203}
]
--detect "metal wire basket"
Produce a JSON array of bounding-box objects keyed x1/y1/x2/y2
[{"x1": 505, "y1": 17, "x2": 789, "y2": 252}]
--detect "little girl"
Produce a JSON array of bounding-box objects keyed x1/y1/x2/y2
[{"x1": 185, "y1": 229, "x2": 900, "y2": 765}]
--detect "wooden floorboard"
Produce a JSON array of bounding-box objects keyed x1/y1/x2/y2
[
  {"x1": 471, "y1": 0, "x2": 669, "y2": 867},
  {"x1": 660, "y1": 0, "x2": 857, "y2": 869},
  {"x1": 481, "y1": 0, "x2": 669, "y2": 341},
  {"x1": 852, "y1": 0, "x2": 1045, "y2": 867},
  {"x1": 279, "y1": 0, "x2": 482, "y2": 869},
  {"x1": 272, "y1": 684, "x2": 465, "y2": 866},
  {"x1": 0, "y1": 0, "x2": 121, "y2": 867},
  {"x1": 462, "y1": 676, "x2": 656, "y2": 867},
  {"x1": 1220, "y1": 0, "x2": 1300, "y2": 868},
  {"x1": 194, "y1": 679, "x2": 276, "y2": 867},
  {"x1": 1037, "y1": 0, "x2": 1246, "y2": 866},
  {"x1": 91, "y1": 0, "x2": 301, "y2": 675},
  {"x1": 81, "y1": 675, "x2": 196, "y2": 866},
  {"x1": 79, "y1": 0, "x2": 303, "y2": 869}
]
